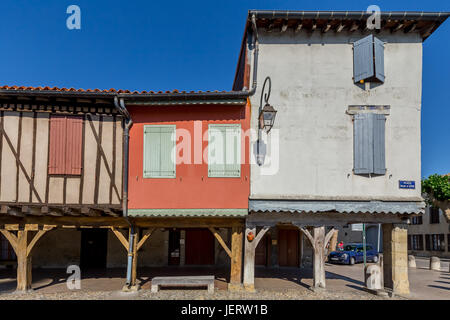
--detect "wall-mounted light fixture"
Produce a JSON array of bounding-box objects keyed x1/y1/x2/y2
[{"x1": 258, "y1": 77, "x2": 277, "y2": 133}]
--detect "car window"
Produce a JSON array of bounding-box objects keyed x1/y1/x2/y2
[{"x1": 344, "y1": 245, "x2": 357, "y2": 251}]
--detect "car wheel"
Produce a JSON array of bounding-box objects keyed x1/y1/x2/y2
[
  {"x1": 349, "y1": 257, "x2": 355, "y2": 265},
  {"x1": 373, "y1": 255, "x2": 378, "y2": 263}
]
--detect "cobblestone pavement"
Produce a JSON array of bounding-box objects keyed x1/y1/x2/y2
[
  {"x1": 0, "y1": 287, "x2": 397, "y2": 300},
  {"x1": 0, "y1": 258, "x2": 448, "y2": 300}
]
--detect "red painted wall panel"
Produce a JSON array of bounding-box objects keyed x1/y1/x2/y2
[{"x1": 128, "y1": 103, "x2": 250, "y2": 210}]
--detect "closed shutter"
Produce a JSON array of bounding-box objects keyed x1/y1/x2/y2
[
  {"x1": 373, "y1": 114, "x2": 386, "y2": 174},
  {"x1": 49, "y1": 115, "x2": 83, "y2": 175},
  {"x1": 374, "y1": 36, "x2": 385, "y2": 82},
  {"x1": 143, "y1": 125, "x2": 176, "y2": 178},
  {"x1": 353, "y1": 113, "x2": 373, "y2": 174},
  {"x1": 353, "y1": 35, "x2": 374, "y2": 83},
  {"x1": 208, "y1": 124, "x2": 241, "y2": 177},
  {"x1": 48, "y1": 116, "x2": 67, "y2": 175},
  {"x1": 65, "y1": 116, "x2": 83, "y2": 175}
]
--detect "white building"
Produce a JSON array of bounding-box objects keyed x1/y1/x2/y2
[{"x1": 232, "y1": 10, "x2": 449, "y2": 295}]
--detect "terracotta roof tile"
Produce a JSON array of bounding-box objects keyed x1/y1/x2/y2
[{"x1": 0, "y1": 85, "x2": 231, "y2": 95}]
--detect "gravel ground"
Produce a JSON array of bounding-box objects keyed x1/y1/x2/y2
[{"x1": 0, "y1": 287, "x2": 401, "y2": 300}]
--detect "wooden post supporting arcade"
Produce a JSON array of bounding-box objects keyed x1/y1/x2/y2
[
  {"x1": 243, "y1": 226, "x2": 270, "y2": 292},
  {"x1": 299, "y1": 226, "x2": 335, "y2": 290},
  {"x1": 0, "y1": 226, "x2": 53, "y2": 292},
  {"x1": 110, "y1": 227, "x2": 154, "y2": 291}
]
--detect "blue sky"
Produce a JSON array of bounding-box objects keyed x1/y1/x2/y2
[{"x1": 0, "y1": 0, "x2": 448, "y2": 177}]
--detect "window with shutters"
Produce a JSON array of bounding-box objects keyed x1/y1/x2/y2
[
  {"x1": 48, "y1": 115, "x2": 83, "y2": 175},
  {"x1": 353, "y1": 113, "x2": 386, "y2": 175},
  {"x1": 353, "y1": 35, "x2": 385, "y2": 83},
  {"x1": 208, "y1": 124, "x2": 241, "y2": 178},
  {"x1": 429, "y1": 206, "x2": 440, "y2": 224},
  {"x1": 143, "y1": 125, "x2": 176, "y2": 178}
]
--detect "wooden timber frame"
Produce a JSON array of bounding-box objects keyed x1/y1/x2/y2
[
  {"x1": 0, "y1": 95, "x2": 125, "y2": 291},
  {"x1": 0, "y1": 216, "x2": 244, "y2": 292},
  {"x1": 243, "y1": 211, "x2": 411, "y2": 292},
  {"x1": 109, "y1": 218, "x2": 244, "y2": 291}
]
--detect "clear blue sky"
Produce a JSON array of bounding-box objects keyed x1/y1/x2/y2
[{"x1": 0, "y1": 0, "x2": 448, "y2": 178}]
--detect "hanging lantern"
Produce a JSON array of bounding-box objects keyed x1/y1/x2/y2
[{"x1": 258, "y1": 103, "x2": 277, "y2": 133}]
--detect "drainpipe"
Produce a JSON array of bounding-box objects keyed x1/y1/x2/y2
[
  {"x1": 248, "y1": 14, "x2": 259, "y2": 96},
  {"x1": 113, "y1": 96, "x2": 134, "y2": 286}
]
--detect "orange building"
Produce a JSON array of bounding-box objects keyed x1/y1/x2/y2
[{"x1": 123, "y1": 91, "x2": 250, "y2": 289}]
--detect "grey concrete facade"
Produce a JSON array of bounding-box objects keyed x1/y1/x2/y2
[{"x1": 248, "y1": 30, "x2": 423, "y2": 203}]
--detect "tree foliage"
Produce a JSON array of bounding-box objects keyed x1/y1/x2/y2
[{"x1": 422, "y1": 174, "x2": 450, "y2": 202}]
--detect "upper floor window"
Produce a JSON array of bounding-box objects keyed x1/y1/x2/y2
[
  {"x1": 353, "y1": 35, "x2": 385, "y2": 83},
  {"x1": 429, "y1": 207, "x2": 440, "y2": 224},
  {"x1": 143, "y1": 125, "x2": 176, "y2": 178},
  {"x1": 48, "y1": 115, "x2": 83, "y2": 175},
  {"x1": 353, "y1": 113, "x2": 386, "y2": 175},
  {"x1": 208, "y1": 124, "x2": 241, "y2": 178},
  {"x1": 411, "y1": 216, "x2": 423, "y2": 225}
]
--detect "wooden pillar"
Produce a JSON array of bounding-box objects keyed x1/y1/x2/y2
[
  {"x1": 130, "y1": 227, "x2": 139, "y2": 288},
  {"x1": 243, "y1": 226, "x2": 270, "y2": 292},
  {"x1": 329, "y1": 230, "x2": 339, "y2": 253},
  {"x1": 312, "y1": 227, "x2": 326, "y2": 289},
  {"x1": 1, "y1": 226, "x2": 53, "y2": 292},
  {"x1": 16, "y1": 230, "x2": 32, "y2": 292},
  {"x1": 229, "y1": 226, "x2": 243, "y2": 291},
  {"x1": 382, "y1": 223, "x2": 410, "y2": 295},
  {"x1": 299, "y1": 226, "x2": 335, "y2": 290}
]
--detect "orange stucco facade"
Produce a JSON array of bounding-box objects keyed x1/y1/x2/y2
[{"x1": 127, "y1": 102, "x2": 251, "y2": 210}]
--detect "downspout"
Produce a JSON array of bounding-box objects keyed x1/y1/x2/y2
[
  {"x1": 248, "y1": 13, "x2": 259, "y2": 96},
  {"x1": 114, "y1": 96, "x2": 134, "y2": 286}
]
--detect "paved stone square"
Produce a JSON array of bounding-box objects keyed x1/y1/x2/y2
[{"x1": 0, "y1": 257, "x2": 448, "y2": 300}]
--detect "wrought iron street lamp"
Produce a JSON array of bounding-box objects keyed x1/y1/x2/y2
[{"x1": 258, "y1": 77, "x2": 277, "y2": 133}]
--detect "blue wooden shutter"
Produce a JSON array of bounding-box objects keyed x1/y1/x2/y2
[
  {"x1": 374, "y1": 37, "x2": 385, "y2": 83},
  {"x1": 208, "y1": 124, "x2": 241, "y2": 177},
  {"x1": 143, "y1": 125, "x2": 175, "y2": 178},
  {"x1": 372, "y1": 114, "x2": 386, "y2": 174},
  {"x1": 353, "y1": 35, "x2": 374, "y2": 83},
  {"x1": 354, "y1": 113, "x2": 373, "y2": 174}
]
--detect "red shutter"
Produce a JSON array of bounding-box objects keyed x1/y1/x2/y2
[
  {"x1": 65, "y1": 116, "x2": 83, "y2": 175},
  {"x1": 48, "y1": 115, "x2": 67, "y2": 175},
  {"x1": 49, "y1": 115, "x2": 83, "y2": 175}
]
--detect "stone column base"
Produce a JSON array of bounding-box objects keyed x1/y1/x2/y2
[
  {"x1": 243, "y1": 284, "x2": 256, "y2": 292},
  {"x1": 228, "y1": 283, "x2": 243, "y2": 292},
  {"x1": 122, "y1": 284, "x2": 141, "y2": 292}
]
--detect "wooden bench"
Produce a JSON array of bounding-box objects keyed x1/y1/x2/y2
[{"x1": 151, "y1": 275, "x2": 215, "y2": 293}]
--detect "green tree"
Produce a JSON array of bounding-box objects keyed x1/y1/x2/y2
[{"x1": 422, "y1": 174, "x2": 450, "y2": 222}]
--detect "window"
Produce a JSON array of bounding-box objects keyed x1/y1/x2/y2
[
  {"x1": 208, "y1": 124, "x2": 241, "y2": 178},
  {"x1": 409, "y1": 235, "x2": 424, "y2": 251},
  {"x1": 353, "y1": 35, "x2": 385, "y2": 83},
  {"x1": 411, "y1": 216, "x2": 423, "y2": 225},
  {"x1": 429, "y1": 207, "x2": 440, "y2": 224},
  {"x1": 353, "y1": 113, "x2": 386, "y2": 175},
  {"x1": 143, "y1": 125, "x2": 176, "y2": 178},
  {"x1": 425, "y1": 234, "x2": 445, "y2": 251},
  {"x1": 48, "y1": 115, "x2": 83, "y2": 175}
]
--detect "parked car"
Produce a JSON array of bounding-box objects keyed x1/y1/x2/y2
[{"x1": 328, "y1": 243, "x2": 379, "y2": 265}]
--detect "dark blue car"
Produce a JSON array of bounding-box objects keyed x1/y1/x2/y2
[{"x1": 328, "y1": 243, "x2": 379, "y2": 265}]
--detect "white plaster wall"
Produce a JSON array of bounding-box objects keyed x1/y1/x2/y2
[{"x1": 249, "y1": 30, "x2": 423, "y2": 201}]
